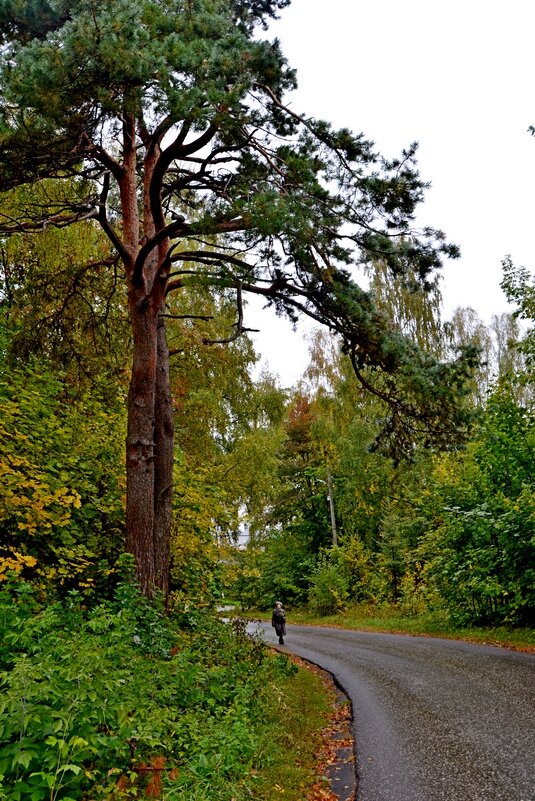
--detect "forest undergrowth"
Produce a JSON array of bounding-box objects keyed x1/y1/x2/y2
[{"x1": 0, "y1": 560, "x2": 333, "y2": 801}]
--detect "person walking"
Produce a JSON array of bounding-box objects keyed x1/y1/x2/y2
[{"x1": 271, "y1": 601, "x2": 286, "y2": 645}]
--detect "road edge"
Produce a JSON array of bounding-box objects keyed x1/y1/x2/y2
[{"x1": 273, "y1": 645, "x2": 358, "y2": 801}]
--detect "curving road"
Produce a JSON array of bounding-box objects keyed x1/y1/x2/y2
[{"x1": 255, "y1": 622, "x2": 535, "y2": 801}]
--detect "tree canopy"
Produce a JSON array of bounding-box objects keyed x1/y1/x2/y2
[{"x1": 0, "y1": 0, "x2": 477, "y2": 594}]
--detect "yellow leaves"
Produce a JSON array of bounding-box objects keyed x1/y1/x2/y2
[
  {"x1": 54, "y1": 486, "x2": 82, "y2": 508},
  {"x1": 0, "y1": 406, "x2": 81, "y2": 534},
  {"x1": 0, "y1": 357, "x2": 125, "y2": 596},
  {"x1": 430, "y1": 451, "x2": 467, "y2": 487},
  {"x1": 0, "y1": 451, "x2": 81, "y2": 535},
  {"x1": 3, "y1": 454, "x2": 28, "y2": 469},
  {"x1": 0, "y1": 549, "x2": 37, "y2": 582},
  {"x1": 242, "y1": 567, "x2": 261, "y2": 579},
  {"x1": 355, "y1": 499, "x2": 374, "y2": 516},
  {"x1": 38, "y1": 547, "x2": 97, "y2": 590}
]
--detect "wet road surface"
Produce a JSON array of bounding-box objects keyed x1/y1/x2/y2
[{"x1": 255, "y1": 622, "x2": 535, "y2": 801}]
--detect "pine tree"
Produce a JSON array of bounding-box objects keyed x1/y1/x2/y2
[{"x1": 0, "y1": 0, "x2": 475, "y2": 595}]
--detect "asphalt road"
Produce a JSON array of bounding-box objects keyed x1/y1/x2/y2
[{"x1": 255, "y1": 622, "x2": 535, "y2": 801}]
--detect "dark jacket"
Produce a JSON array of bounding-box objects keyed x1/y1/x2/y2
[{"x1": 271, "y1": 607, "x2": 286, "y2": 636}]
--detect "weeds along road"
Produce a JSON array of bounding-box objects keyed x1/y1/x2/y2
[{"x1": 254, "y1": 622, "x2": 535, "y2": 801}]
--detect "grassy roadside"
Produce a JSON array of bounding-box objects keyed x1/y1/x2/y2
[
  {"x1": 252, "y1": 657, "x2": 338, "y2": 801},
  {"x1": 0, "y1": 572, "x2": 341, "y2": 801},
  {"x1": 238, "y1": 604, "x2": 535, "y2": 652}
]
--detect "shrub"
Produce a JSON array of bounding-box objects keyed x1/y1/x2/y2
[
  {"x1": 308, "y1": 551, "x2": 349, "y2": 615},
  {"x1": 0, "y1": 565, "x2": 296, "y2": 800}
]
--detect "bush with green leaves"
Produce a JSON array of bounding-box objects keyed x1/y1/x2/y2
[
  {"x1": 234, "y1": 529, "x2": 315, "y2": 610},
  {"x1": 308, "y1": 549, "x2": 350, "y2": 616},
  {"x1": 0, "y1": 351, "x2": 126, "y2": 600},
  {"x1": 417, "y1": 386, "x2": 535, "y2": 626},
  {"x1": 0, "y1": 560, "x2": 296, "y2": 801}
]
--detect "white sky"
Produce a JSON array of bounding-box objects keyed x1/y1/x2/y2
[{"x1": 248, "y1": 0, "x2": 535, "y2": 386}]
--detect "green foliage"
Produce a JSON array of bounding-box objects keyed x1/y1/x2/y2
[
  {"x1": 0, "y1": 562, "x2": 298, "y2": 800},
  {"x1": 0, "y1": 345, "x2": 125, "y2": 598},
  {"x1": 166, "y1": 290, "x2": 289, "y2": 604},
  {"x1": 0, "y1": 204, "x2": 127, "y2": 389},
  {"x1": 235, "y1": 529, "x2": 315, "y2": 610},
  {"x1": 500, "y1": 257, "x2": 535, "y2": 374},
  {"x1": 170, "y1": 457, "x2": 228, "y2": 605},
  {"x1": 0, "y1": 0, "x2": 296, "y2": 185},
  {"x1": 365, "y1": 255, "x2": 444, "y2": 353},
  {"x1": 270, "y1": 395, "x2": 335, "y2": 553},
  {"x1": 308, "y1": 549, "x2": 349, "y2": 616},
  {"x1": 417, "y1": 385, "x2": 535, "y2": 626}
]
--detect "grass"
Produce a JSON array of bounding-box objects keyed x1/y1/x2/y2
[
  {"x1": 239, "y1": 603, "x2": 535, "y2": 652},
  {"x1": 0, "y1": 570, "x2": 340, "y2": 801},
  {"x1": 251, "y1": 657, "x2": 336, "y2": 801}
]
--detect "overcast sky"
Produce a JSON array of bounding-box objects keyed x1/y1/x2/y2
[{"x1": 249, "y1": 0, "x2": 535, "y2": 385}]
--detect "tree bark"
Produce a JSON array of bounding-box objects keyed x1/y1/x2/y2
[
  {"x1": 153, "y1": 314, "x2": 174, "y2": 598},
  {"x1": 125, "y1": 297, "x2": 159, "y2": 596},
  {"x1": 125, "y1": 287, "x2": 174, "y2": 598},
  {"x1": 122, "y1": 119, "x2": 175, "y2": 598},
  {"x1": 327, "y1": 470, "x2": 338, "y2": 547}
]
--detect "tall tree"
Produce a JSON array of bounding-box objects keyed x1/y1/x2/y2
[
  {"x1": 500, "y1": 257, "x2": 535, "y2": 379},
  {"x1": 0, "y1": 0, "x2": 475, "y2": 595},
  {"x1": 365, "y1": 256, "x2": 444, "y2": 353}
]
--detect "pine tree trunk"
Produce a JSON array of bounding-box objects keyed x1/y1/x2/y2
[
  {"x1": 125, "y1": 300, "x2": 159, "y2": 596},
  {"x1": 122, "y1": 115, "x2": 174, "y2": 598},
  {"x1": 153, "y1": 314, "x2": 174, "y2": 598}
]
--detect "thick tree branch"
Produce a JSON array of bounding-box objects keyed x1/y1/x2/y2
[
  {"x1": 0, "y1": 206, "x2": 98, "y2": 233},
  {"x1": 202, "y1": 283, "x2": 260, "y2": 344},
  {"x1": 132, "y1": 218, "x2": 249, "y2": 288},
  {"x1": 81, "y1": 133, "x2": 124, "y2": 181},
  {"x1": 149, "y1": 123, "x2": 219, "y2": 231},
  {"x1": 160, "y1": 313, "x2": 213, "y2": 321},
  {"x1": 97, "y1": 171, "x2": 130, "y2": 262}
]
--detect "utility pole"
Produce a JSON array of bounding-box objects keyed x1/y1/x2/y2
[{"x1": 326, "y1": 470, "x2": 338, "y2": 546}]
